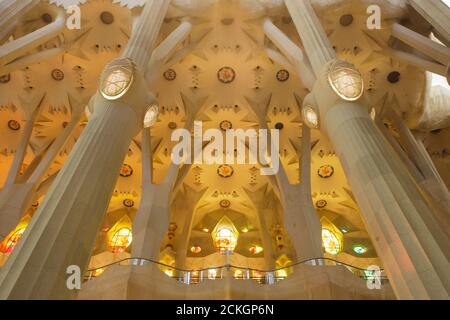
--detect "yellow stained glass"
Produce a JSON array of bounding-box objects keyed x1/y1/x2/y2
[
  {"x1": 212, "y1": 216, "x2": 239, "y2": 254},
  {"x1": 109, "y1": 227, "x2": 132, "y2": 253},
  {"x1": 215, "y1": 227, "x2": 237, "y2": 253},
  {"x1": 2, "y1": 227, "x2": 25, "y2": 254},
  {"x1": 322, "y1": 228, "x2": 341, "y2": 255}
]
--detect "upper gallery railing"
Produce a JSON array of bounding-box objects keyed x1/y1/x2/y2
[{"x1": 84, "y1": 257, "x2": 389, "y2": 286}]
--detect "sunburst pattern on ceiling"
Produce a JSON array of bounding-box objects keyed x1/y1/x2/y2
[{"x1": 1, "y1": 0, "x2": 445, "y2": 266}]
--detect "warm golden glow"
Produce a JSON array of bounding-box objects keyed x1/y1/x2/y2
[
  {"x1": 275, "y1": 254, "x2": 293, "y2": 278},
  {"x1": 1, "y1": 227, "x2": 25, "y2": 254},
  {"x1": 109, "y1": 227, "x2": 132, "y2": 253},
  {"x1": 215, "y1": 227, "x2": 237, "y2": 253},
  {"x1": 190, "y1": 245, "x2": 201, "y2": 253},
  {"x1": 212, "y1": 216, "x2": 239, "y2": 254},
  {"x1": 208, "y1": 268, "x2": 217, "y2": 279},
  {"x1": 275, "y1": 269, "x2": 288, "y2": 279},
  {"x1": 92, "y1": 268, "x2": 105, "y2": 277},
  {"x1": 249, "y1": 245, "x2": 263, "y2": 254},
  {"x1": 322, "y1": 229, "x2": 341, "y2": 255},
  {"x1": 328, "y1": 60, "x2": 364, "y2": 101},
  {"x1": 164, "y1": 269, "x2": 174, "y2": 277}
]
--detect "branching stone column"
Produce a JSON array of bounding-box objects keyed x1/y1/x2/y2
[
  {"x1": 286, "y1": 0, "x2": 450, "y2": 299},
  {"x1": 409, "y1": 0, "x2": 450, "y2": 46},
  {"x1": 0, "y1": 0, "x2": 170, "y2": 300},
  {"x1": 0, "y1": 0, "x2": 38, "y2": 41},
  {"x1": 131, "y1": 129, "x2": 179, "y2": 260},
  {"x1": 0, "y1": 96, "x2": 84, "y2": 240},
  {"x1": 261, "y1": 15, "x2": 322, "y2": 261}
]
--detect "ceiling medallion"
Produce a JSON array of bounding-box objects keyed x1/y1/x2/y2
[
  {"x1": 220, "y1": 199, "x2": 231, "y2": 208},
  {"x1": 339, "y1": 14, "x2": 354, "y2": 27},
  {"x1": 316, "y1": 199, "x2": 327, "y2": 209},
  {"x1": 51, "y1": 69, "x2": 65, "y2": 81},
  {"x1": 100, "y1": 58, "x2": 134, "y2": 101},
  {"x1": 217, "y1": 164, "x2": 234, "y2": 178},
  {"x1": 8, "y1": 120, "x2": 21, "y2": 131},
  {"x1": 387, "y1": 71, "x2": 401, "y2": 84},
  {"x1": 100, "y1": 11, "x2": 114, "y2": 25},
  {"x1": 120, "y1": 164, "x2": 133, "y2": 177},
  {"x1": 168, "y1": 122, "x2": 177, "y2": 130},
  {"x1": 318, "y1": 165, "x2": 334, "y2": 179},
  {"x1": 276, "y1": 69, "x2": 290, "y2": 82},
  {"x1": 217, "y1": 66, "x2": 236, "y2": 84},
  {"x1": 219, "y1": 120, "x2": 233, "y2": 131},
  {"x1": 41, "y1": 13, "x2": 53, "y2": 23},
  {"x1": 123, "y1": 198, "x2": 134, "y2": 208},
  {"x1": 163, "y1": 69, "x2": 177, "y2": 81},
  {"x1": 0, "y1": 74, "x2": 11, "y2": 83},
  {"x1": 328, "y1": 60, "x2": 364, "y2": 101}
]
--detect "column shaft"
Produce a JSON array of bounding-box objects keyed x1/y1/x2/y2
[
  {"x1": 409, "y1": 0, "x2": 450, "y2": 45},
  {"x1": 0, "y1": 0, "x2": 169, "y2": 299},
  {"x1": 0, "y1": 102, "x2": 140, "y2": 299},
  {"x1": 123, "y1": 0, "x2": 171, "y2": 69},
  {"x1": 284, "y1": 0, "x2": 336, "y2": 74},
  {"x1": 325, "y1": 103, "x2": 450, "y2": 299}
]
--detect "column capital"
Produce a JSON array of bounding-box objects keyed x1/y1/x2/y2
[
  {"x1": 94, "y1": 57, "x2": 157, "y2": 133},
  {"x1": 303, "y1": 59, "x2": 369, "y2": 134}
]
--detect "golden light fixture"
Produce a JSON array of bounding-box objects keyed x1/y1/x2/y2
[
  {"x1": 190, "y1": 245, "x2": 201, "y2": 254},
  {"x1": 302, "y1": 105, "x2": 320, "y2": 129},
  {"x1": 100, "y1": 59, "x2": 134, "y2": 100},
  {"x1": 328, "y1": 60, "x2": 364, "y2": 101},
  {"x1": 234, "y1": 269, "x2": 243, "y2": 279},
  {"x1": 144, "y1": 104, "x2": 159, "y2": 128},
  {"x1": 208, "y1": 268, "x2": 217, "y2": 279}
]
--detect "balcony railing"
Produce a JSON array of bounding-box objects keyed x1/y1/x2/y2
[{"x1": 84, "y1": 257, "x2": 389, "y2": 286}]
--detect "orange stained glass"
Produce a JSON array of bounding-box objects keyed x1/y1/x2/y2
[
  {"x1": 2, "y1": 228, "x2": 26, "y2": 254},
  {"x1": 109, "y1": 227, "x2": 132, "y2": 253}
]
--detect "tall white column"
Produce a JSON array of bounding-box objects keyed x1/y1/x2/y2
[
  {"x1": 286, "y1": 0, "x2": 450, "y2": 299},
  {"x1": 409, "y1": 0, "x2": 450, "y2": 45},
  {"x1": 0, "y1": 99, "x2": 84, "y2": 240},
  {"x1": 261, "y1": 14, "x2": 323, "y2": 261},
  {"x1": 284, "y1": 0, "x2": 336, "y2": 74},
  {"x1": 244, "y1": 188, "x2": 277, "y2": 270},
  {"x1": 0, "y1": 0, "x2": 170, "y2": 299},
  {"x1": 131, "y1": 129, "x2": 179, "y2": 260}
]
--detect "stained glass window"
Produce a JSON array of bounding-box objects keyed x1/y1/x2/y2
[
  {"x1": 215, "y1": 227, "x2": 237, "y2": 253},
  {"x1": 212, "y1": 216, "x2": 239, "y2": 254},
  {"x1": 2, "y1": 227, "x2": 25, "y2": 254},
  {"x1": 109, "y1": 227, "x2": 132, "y2": 253},
  {"x1": 322, "y1": 228, "x2": 341, "y2": 255}
]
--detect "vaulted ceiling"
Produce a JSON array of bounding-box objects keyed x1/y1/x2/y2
[{"x1": 1, "y1": 0, "x2": 448, "y2": 266}]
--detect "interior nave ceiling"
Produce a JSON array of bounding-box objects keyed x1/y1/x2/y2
[{"x1": 0, "y1": 0, "x2": 449, "y2": 267}]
